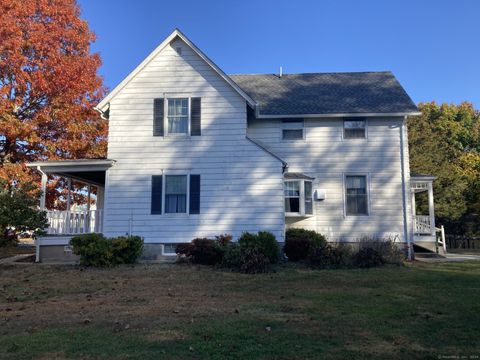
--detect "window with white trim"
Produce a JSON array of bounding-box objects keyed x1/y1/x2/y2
[
  {"x1": 162, "y1": 244, "x2": 177, "y2": 255},
  {"x1": 284, "y1": 180, "x2": 313, "y2": 216},
  {"x1": 344, "y1": 118, "x2": 366, "y2": 139},
  {"x1": 345, "y1": 175, "x2": 368, "y2": 215},
  {"x1": 282, "y1": 119, "x2": 304, "y2": 140},
  {"x1": 167, "y1": 98, "x2": 189, "y2": 135},
  {"x1": 165, "y1": 175, "x2": 187, "y2": 213}
]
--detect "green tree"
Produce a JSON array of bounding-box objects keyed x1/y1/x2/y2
[
  {"x1": 0, "y1": 180, "x2": 48, "y2": 246},
  {"x1": 408, "y1": 102, "x2": 480, "y2": 235}
]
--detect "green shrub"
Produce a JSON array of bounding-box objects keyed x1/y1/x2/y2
[
  {"x1": 111, "y1": 236, "x2": 143, "y2": 264},
  {"x1": 284, "y1": 228, "x2": 327, "y2": 261},
  {"x1": 0, "y1": 180, "x2": 48, "y2": 247},
  {"x1": 215, "y1": 233, "x2": 232, "y2": 247},
  {"x1": 238, "y1": 247, "x2": 270, "y2": 274},
  {"x1": 358, "y1": 236, "x2": 405, "y2": 265},
  {"x1": 238, "y1": 231, "x2": 279, "y2": 264},
  {"x1": 222, "y1": 243, "x2": 242, "y2": 268},
  {"x1": 309, "y1": 244, "x2": 351, "y2": 269},
  {"x1": 177, "y1": 238, "x2": 224, "y2": 265},
  {"x1": 71, "y1": 234, "x2": 144, "y2": 267},
  {"x1": 353, "y1": 247, "x2": 384, "y2": 268},
  {"x1": 71, "y1": 233, "x2": 110, "y2": 267}
]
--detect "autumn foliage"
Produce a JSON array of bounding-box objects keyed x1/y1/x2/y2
[{"x1": 0, "y1": 0, "x2": 107, "y2": 189}]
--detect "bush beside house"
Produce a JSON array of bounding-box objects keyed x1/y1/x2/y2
[
  {"x1": 70, "y1": 234, "x2": 143, "y2": 267},
  {"x1": 176, "y1": 231, "x2": 279, "y2": 274}
]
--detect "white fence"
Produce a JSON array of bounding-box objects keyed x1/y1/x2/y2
[{"x1": 45, "y1": 210, "x2": 103, "y2": 235}]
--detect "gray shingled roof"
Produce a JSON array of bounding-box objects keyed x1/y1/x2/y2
[{"x1": 229, "y1": 72, "x2": 418, "y2": 116}]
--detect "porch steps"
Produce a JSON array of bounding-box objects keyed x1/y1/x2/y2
[{"x1": 413, "y1": 243, "x2": 446, "y2": 258}]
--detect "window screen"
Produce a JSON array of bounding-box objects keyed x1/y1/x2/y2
[
  {"x1": 284, "y1": 181, "x2": 300, "y2": 213},
  {"x1": 167, "y1": 98, "x2": 189, "y2": 134},
  {"x1": 345, "y1": 175, "x2": 368, "y2": 215},
  {"x1": 344, "y1": 119, "x2": 366, "y2": 139},
  {"x1": 165, "y1": 175, "x2": 187, "y2": 213}
]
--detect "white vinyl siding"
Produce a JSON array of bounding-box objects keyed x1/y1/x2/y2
[
  {"x1": 247, "y1": 116, "x2": 407, "y2": 242},
  {"x1": 104, "y1": 38, "x2": 284, "y2": 243}
]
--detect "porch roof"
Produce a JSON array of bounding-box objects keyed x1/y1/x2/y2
[
  {"x1": 27, "y1": 159, "x2": 116, "y2": 186},
  {"x1": 411, "y1": 174, "x2": 436, "y2": 194}
]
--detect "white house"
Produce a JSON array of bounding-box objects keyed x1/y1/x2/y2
[{"x1": 28, "y1": 29, "x2": 442, "y2": 262}]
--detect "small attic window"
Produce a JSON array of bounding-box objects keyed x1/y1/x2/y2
[{"x1": 175, "y1": 46, "x2": 182, "y2": 55}]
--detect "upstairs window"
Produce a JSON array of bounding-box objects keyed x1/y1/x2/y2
[
  {"x1": 345, "y1": 175, "x2": 369, "y2": 215},
  {"x1": 344, "y1": 118, "x2": 366, "y2": 139},
  {"x1": 284, "y1": 179, "x2": 313, "y2": 216},
  {"x1": 167, "y1": 98, "x2": 189, "y2": 135},
  {"x1": 282, "y1": 119, "x2": 304, "y2": 140}
]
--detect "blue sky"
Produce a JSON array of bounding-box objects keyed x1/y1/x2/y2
[{"x1": 79, "y1": 0, "x2": 479, "y2": 106}]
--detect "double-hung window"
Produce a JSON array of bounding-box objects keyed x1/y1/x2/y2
[
  {"x1": 284, "y1": 179, "x2": 314, "y2": 216},
  {"x1": 151, "y1": 174, "x2": 201, "y2": 215},
  {"x1": 165, "y1": 175, "x2": 187, "y2": 213},
  {"x1": 282, "y1": 119, "x2": 304, "y2": 140},
  {"x1": 167, "y1": 98, "x2": 189, "y2": 135},
  {"x1": 345, "y1": 175, "x2": 369, "y2": 215},
  {"x1": 344, "y1": 118, "x2": 366, "y2": 139}
]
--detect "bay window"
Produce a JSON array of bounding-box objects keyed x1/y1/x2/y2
[{"x1": 284, "y1": 179, "x2": 314, "y2": 216}]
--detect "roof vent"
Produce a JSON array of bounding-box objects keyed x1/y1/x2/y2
[{"x1": 279, "y1": 66, "x2": 283, "y2": 78}]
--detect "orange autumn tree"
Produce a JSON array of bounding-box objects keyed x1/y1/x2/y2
[{"x1": 0, "y1": 0, "x2": 107, "y2": 202}]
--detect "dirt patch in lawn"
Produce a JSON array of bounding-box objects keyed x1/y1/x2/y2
[{"x1": 0, "y1": 263, "x2": 276, "y2": 333}]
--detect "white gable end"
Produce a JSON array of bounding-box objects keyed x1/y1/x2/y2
[{"x1": 96, "y1": 29, "x2": 255, "y2": 113}]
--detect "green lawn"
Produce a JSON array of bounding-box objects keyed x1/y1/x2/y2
[{"x1": 0, "y1": 261, "x2": 479, "y2": 359}]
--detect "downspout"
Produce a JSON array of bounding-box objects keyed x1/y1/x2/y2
[{"x1": 399, "y1": 117, "x2": 413, "y2": 261}]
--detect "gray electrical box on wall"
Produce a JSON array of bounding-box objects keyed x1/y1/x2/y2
[{"x1": 315, "y1": 189, "x2": 326, "y2": 200}]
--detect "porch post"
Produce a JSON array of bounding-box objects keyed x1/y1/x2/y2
[
  {"x1": 39, "y1": 170, "x2": 47, "y2": 210},
  {"x1": 87, "y1": 184, "x2": 91, "y2": 213},
  {"x1": 428, "y1": 182, "x2": 435, "y2": 236},
  {"x1": 66, "y1": 178, "x2": 72, "y2": 211}
]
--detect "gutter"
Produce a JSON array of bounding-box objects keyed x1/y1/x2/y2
[
  {"x1": 94, "y1": 105, "x2": 109, "y2": 120},
  {"x1": 256, "y1": 112, "x2": 421, "y2": 119},
  {"x1": 245, "y1": 136, "x2": 288, "y2": 172}
]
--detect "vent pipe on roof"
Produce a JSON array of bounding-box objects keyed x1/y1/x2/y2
[{"x1": 279, "y1": 66, "x2": 283, "y2": 78}]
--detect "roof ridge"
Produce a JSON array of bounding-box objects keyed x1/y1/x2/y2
[{"x1": 229, "y1": 71, "x2": 393, "y2": 76}]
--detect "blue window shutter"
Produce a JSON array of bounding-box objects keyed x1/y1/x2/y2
[
  {"x1": 191, "y1": 98, "x2": 201, "y2": 136},
  {"x1": 189, "y1": 175, "x2": 200, "y2": 214},
  {"x1": 153, "y1": 98, "x2": 164, "y2": 136},
  {"x1": 151, "y1": 175, "x2": 163, "y2": 214}
]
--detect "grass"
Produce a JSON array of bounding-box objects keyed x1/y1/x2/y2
[{"x1": 0, "y1": 261, "x2": 479, "y2": 359}]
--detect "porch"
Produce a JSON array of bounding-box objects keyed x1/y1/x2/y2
[
  {"x1": 28, "y1": 159, "x2": 115, "y2": 236},
  {"x1": 411, "y1": 175, "x2": 446, "y2": 253}
]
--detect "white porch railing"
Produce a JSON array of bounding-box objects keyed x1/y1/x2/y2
[
  {"x1": 414, "y1": 215, "x2": 432, "y2": 235},
  {"x1": 45, "y1": 210, "x2": 103, "y2": 235}
]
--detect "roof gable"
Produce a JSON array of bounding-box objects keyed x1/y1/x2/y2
[{"x1": 96, "y1": 29, "x2": 255, "y2": 113}]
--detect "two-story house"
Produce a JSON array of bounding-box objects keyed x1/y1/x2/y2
[{"x1": 29, "y1": 29, "x2": 441, "y2": 262}]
